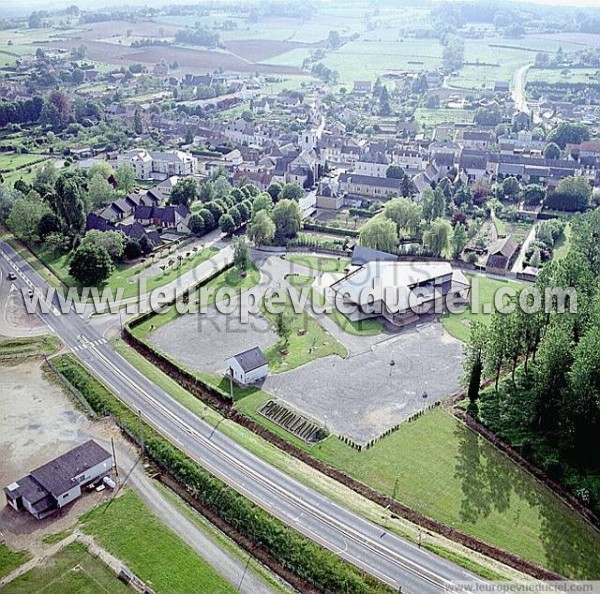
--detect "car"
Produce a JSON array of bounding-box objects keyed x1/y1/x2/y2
[{"x1": 7, "y1": 272, "x2": 16, "y2": 281}]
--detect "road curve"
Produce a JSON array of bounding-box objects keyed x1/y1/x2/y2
[{"x1": 0, "y1": 240, "x2": 485, "y2": 594}]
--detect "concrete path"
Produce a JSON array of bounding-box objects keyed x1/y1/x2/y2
[{"x1": 511, "y1": 222, "x2": 538, "y2": 274}]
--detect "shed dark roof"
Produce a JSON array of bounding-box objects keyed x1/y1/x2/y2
[
  {"x1": 228, "y1": 347, "x2": 267, "y2": 373},
  {"x1": 30, "y1": 440, "x2": 111, "y2": 497},
  {"x1": 4, "y1": 474, "x2": 48, "y2": 504},
  {"x1": 351, "y1": 245, "x2": 397, "y2": 266}
]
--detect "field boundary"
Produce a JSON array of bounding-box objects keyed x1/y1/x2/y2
[
  {"x1": 122, "y1": 321, "x2": 563, "y2": 580},
  {"x1": 452, "y1": 408, "x2": 600, "y2": 532}
]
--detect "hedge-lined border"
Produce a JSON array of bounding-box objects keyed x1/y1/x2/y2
[
  {"x1": 123, "y1": 317, "x2": 563, "y2": 581},
  {"x1": 49, "y1": 354, "x2": 392, "y2": 594}
]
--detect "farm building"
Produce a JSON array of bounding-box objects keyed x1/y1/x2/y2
[
  {"x1": 226, "y1": 347, "x2": 268, "y2": 385},
  {"x1": 4, "y1": 440, "x2": 113, "y2": 520}
]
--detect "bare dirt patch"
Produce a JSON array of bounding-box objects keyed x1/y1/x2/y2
[
  {"x1": 0, "y1": 360, "x2": 117, "y2": 556},
  {"x1": 224, "y1": 39, "x2": 311, "y2": 62}
]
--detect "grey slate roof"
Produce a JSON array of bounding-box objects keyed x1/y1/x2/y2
[
  {"x1": 30, "y1": 440, "x2": 112, "y2": 497},
  {"x1": 351, "y1": 245, "x2": 398, "y2": 266},
  {"x1": 229, "y1": 347, "x2": 267, "y2": 373}
]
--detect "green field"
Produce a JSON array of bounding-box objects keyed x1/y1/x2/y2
[
  {"x1": 527, "y1": 67, "x2": 600, "y2": 85},
  {"x1": 0, "y1": 544, "x2": 30, "y2": 580},
  {"x1": 441, "y1": 274, "x2": 524, "y2": 343},
  {"x1": 323, "y1": 38, "x2": 443, "y2": 83},
  {"x1": 0, "y1": 153, "x2": 48, "y2": 174},
  {"x1": 311, "y1": 408, "x2": 600, "y2": 579},
  {"x1": 81, "y1": 491, "x2": 237, "y2": 594},
  {"x1": 2, "y1": 542, "x2": 129, "y2": 594},
  {"x1": 414, "y1": 108, "x2": 475, "y2": 128},
  {"x1": 261, "y1": 47, "x2": 315, "y2": 68}
]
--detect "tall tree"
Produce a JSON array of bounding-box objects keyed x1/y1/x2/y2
[
  {"x1": 69, "y1": 242, "x2": 113, "y2": 285},
  {"x1": 114, "y1": 165, "x2": 137, "y2": 194},
  {"x1": 271, "y1": 199, "x2": 302, "y2": 243},
  {"x1": 170, "y1": 177, "x2": 198, "y2": 207},
  {"x1": 248, "y1": 210, "x2": 275, "y2": 245},
  {"x1": 359, "y1": 218, "x2": 398, "y2": 253},
  {"x1": 423, "y1": 218, "x2": 452, "y2": 257},
  {"x1": 53, "y1": 174, "x2": 86, "y2": 237}
]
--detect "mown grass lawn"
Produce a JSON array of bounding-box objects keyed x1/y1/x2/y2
[
  {"x1": 553, "y1": 223, "x2": 571, "y2": 261},
  {"x1": 441, "y1": 274, "x2": 524, "y2": 342},
  {"x1": 288, "y1": 273, "x2": 384, "y2": 337},
  {"x1": 1, "y1": 542, "x2": 127, "y2": 594},
  {"x1": 311, "y1": 408, "x2": 600, "y2": 579},
  {"x1": 133, "y1": 263, "x2": 261, "y2": 341},
  {"x1": 0, "y1": 153, "x2": 48, "y2": 173},
  {"x1": 285, "y1": 253, "x2": 349, "y2": 274},
  {"x1": 261, "y1": 291, "x2": 347, "y2": 373},
  {"x1": 0, "y1": 544, "x2": 30, "y2": 580},
  {"x1": 29, "y1": 243, "x2": 219, "y2": 301},
  {"x1": 81, "y1": 490, "x2": 237, "y2": 594}
]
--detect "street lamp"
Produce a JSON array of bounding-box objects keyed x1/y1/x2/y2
[{"x1": 389, "y1": 359, "x2": 395, "y2": 377}]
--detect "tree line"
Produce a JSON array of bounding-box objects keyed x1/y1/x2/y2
[{"x1": 463, "y1": 207, "x2": 600, "y2": 511}]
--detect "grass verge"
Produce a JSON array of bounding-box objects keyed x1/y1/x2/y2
[
  {"x1": 1, "y1": 542, "x2": 128, "y2": 594},
  {"x1": 441, "y1": 274, "x2": 524, "y2": 342},
  {"x1": 0, "y1": 335, "x2": 60, "y2": 360},
  {"x1": 81, "y1": 491, "x2": 237, "y2": 594},
  {"x1": 0, "y1": 544, "x2": 30, "y2": 580}
]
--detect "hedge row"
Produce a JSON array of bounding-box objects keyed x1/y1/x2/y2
[
  {"x1": 50, "y1": 354, "x2": 391, "y2": 594},
  {"x1": 123, "y1": 324, "x2": 563, "y2": 581},
  {"x1": 302, "y1": 222, "x2": 360, "y2": 237}
]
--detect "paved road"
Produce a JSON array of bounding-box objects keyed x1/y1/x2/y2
[
  {"x1": 512, "y1": 63, "x2": 532, "y2": 113},
  {"x1": 0, "y1": 239, "x2": 484, "y2": 594}
]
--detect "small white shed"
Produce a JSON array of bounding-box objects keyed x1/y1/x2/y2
[{"x1": 225, "y1": 347, "x2": 268, "y2": 385}]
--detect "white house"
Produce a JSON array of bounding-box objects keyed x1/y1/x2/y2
[
  {"x1": 354, "y1": 151, "x2": 390, "y2": 178},
  {"x1": 225, "y1": 347, "x2": 268, "y2": 385},
  {"x1": 117, "y1": 149, "x2": 198, "y2": 180},
  {"x1": 4, "y1": 440, "x2": 113, "y2": 520}
]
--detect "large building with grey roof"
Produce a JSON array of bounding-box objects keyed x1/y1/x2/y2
[{"x1": 4, "y1": 440, "x2": 113, "y2": 519}]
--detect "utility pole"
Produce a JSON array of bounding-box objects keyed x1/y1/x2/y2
[
  {"x1": 110, "y1": 438, "x2": 119, "y2": 480},
  {"x1": 237, "y1": 553, "x2": 252, "y2": 591},
  {"x1": 138, "y1": 409, "x2": 144, "y2": 454},
  {"x1": 228, "y1": 367, "x2": 234, "y2": 402}
]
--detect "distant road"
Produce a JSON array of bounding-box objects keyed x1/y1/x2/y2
[{"x1": 512, "y1": 64, "x2": 532, "y2": 113}]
